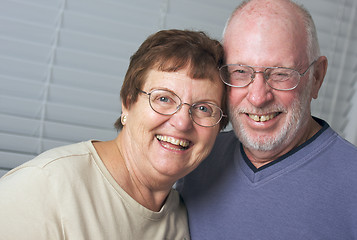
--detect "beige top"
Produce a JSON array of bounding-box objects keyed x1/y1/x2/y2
[{"x1": 0, "y1": 141, "x2": 190, "y2": 240}]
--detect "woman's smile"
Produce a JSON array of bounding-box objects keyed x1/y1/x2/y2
[{"x1": 156, "y1": 134, "x2": 191, "y2": 151}]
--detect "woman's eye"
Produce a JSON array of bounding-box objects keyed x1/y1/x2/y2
[
  {"x1": 154, "y1": 95, "x2": 177, "y2": 105},
  {"x1": 194, "y1": 103, "x2": 214, "y2": 116},
  {"x1": 198, "y1": 105, "x2": 209, "y2": 112},
  {"x1": 159, "y1": 96, "x2": 170, "y2": 102}
]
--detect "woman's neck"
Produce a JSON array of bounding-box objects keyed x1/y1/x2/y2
[{"x1": 94, "y1": 138, "x2": 172, "y2": 212}]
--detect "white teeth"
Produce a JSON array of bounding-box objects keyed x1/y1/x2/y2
[
  {"x1": 249, "y1": 113, "x2": 277, "y2": 122},
  {"x1": 260, "y1": 115, "x2": 268, "y2": 122},
  {"x1": 251, "y1": 115, "x2": 260, "y2": 121},
  {"x1": 156, "y1": 135, "x2": 190, "y2": 148}
]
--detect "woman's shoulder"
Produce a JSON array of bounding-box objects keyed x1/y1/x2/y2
[{"x1": 3, "y1": 140, "x2": 94, "y2": 178}]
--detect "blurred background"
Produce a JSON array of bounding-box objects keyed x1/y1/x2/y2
[{"x1": 1, "y1": 0, "x2": 356, "y2": 176}]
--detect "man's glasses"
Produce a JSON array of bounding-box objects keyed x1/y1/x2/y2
[
  {"x1": 219, "y1": 60, "x2": 316, "y2": 91},
  {"x1": 138, "y1": 89, "x2": 226, "y2": 127}
]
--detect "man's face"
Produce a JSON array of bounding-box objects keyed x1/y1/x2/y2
[{"x1": 224, "y1": 8, "x2": 316, "y2": 161}]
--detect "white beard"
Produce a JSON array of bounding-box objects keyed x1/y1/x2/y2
[{"x1": 229, "y1": 80, "x2": 313, "y2": 152}]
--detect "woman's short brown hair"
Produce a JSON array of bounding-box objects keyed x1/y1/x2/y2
[{"x1": 114, "y1": 29, "x2": 228, "y2": 130}]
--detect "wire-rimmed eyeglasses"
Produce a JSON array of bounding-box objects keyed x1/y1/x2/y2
[
  {"x1": 138, "y1": 89, "x2": 226, "y2": 127},
  {"x1": 219, "y1": 60, "x2": 316, "y2": 91}
]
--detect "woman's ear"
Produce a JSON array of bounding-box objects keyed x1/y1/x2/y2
[
  {"x1": 120, "y1": 102, "x2": 129, "y2": 126},
  {"x1": 311, "y1": 56, "x2": 328, "y2": 99},
  {"x1": 121, "y1": 101, "x2": 129, "y2": 116}
]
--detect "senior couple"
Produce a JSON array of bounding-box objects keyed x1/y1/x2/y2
[{"x1": 1, "y1": 0, "x2": 356, "y2": 239}]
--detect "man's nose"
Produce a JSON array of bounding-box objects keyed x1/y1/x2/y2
[{"x1": 246, "y1": 72, "x2": 274, "y2": 107}]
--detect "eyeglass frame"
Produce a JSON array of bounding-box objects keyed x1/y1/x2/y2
[
  {"x1": 137, "y1": 88, "x2": 227, "y2": 127},
  {"x1": 219, "y1": 60, "x2": 317, "y2": 91}
]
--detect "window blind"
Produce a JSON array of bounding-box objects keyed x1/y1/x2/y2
[
  {"x1": 0, "y1": 0, "x2": 356, "y2": 177},
  {"x1": 306, "y1": 0, "x2": 357, "y2": 143},
  {"x1": 0, "y1": 0, "x2": 162, "y2": 175}
]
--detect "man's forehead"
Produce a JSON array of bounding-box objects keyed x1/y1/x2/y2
[{"x1": 228, "y1": 0, "x2": 300, "y2": 28}]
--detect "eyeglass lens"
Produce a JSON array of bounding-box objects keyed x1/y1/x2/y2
[
  {"x1": 220, "y1": 65, "x2": 301, "y2": 90},
  {"x1": 147, "y1": 89, "x2": 222, "y2": 127}
]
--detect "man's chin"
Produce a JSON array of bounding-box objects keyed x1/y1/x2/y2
[
  {"x1": 241, "y1": 136, "x2": 280, "y2": 152},
  {"x1": 234, "y1": 125, "x2": 288, "y2": 152}
]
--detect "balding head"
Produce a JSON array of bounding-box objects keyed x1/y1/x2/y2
[{"x1": 223, "y1": 0, "x2": 320, "y2": 63}]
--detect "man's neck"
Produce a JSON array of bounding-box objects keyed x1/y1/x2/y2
[{"x1": 244, "y1": 118, "x2": 322, "y2": 169}]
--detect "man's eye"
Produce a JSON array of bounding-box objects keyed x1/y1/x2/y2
[
  {"x1": 274, "y1": 72, "x2": 289, "y2": 76},
  {"x1": 236, "y1": 69, "x2": 246, "y2": 74},
  {"x1": 230, "y1": 68, "x2": 251, "y2": 79},
  {"x1": 269, "y1": 71, "x2": 292, "y2": 81}
]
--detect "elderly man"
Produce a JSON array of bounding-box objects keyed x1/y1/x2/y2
[{"x1": 177, "y1": 0, "x2": 357, "y2": 239}]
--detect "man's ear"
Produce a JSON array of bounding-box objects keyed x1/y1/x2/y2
[{"x1": 311, "y1": 56, "x2": 328, "y2": 99}]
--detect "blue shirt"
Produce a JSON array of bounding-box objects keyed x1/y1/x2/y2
[{"x1": 177, "y1": 118, "x2": 357, "y2": 240}]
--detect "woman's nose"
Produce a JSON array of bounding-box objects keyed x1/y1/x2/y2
[{"x1": 169, "y1": 103, "x2": 194, "y2": 131}]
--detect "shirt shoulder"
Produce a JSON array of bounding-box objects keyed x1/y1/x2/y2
[{"x1": 3, "y1": 141, "x2": 94, "y2": 177}]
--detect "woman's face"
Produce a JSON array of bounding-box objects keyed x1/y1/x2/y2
[{"x1": 121, "y1": 67, "x2": 224, "y2": 184}]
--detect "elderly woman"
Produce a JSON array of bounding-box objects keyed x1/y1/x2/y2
[{"x1": 0, "y1": 29, "x2": 228, "y2": 239}]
